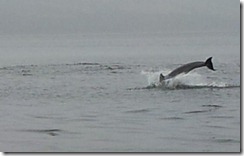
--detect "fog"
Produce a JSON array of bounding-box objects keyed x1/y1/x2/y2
[{"x1": 0, "y1": 0, "x2": 239, "y2": 35}]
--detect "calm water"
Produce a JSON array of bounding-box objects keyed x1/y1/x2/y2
[{"x1": 0, "y1": 32, "x2": 240, "y2": 152}]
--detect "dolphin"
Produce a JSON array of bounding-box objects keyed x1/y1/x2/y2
[{"x1": 159, "y1": 57, "x2": 215, "y2": 83}]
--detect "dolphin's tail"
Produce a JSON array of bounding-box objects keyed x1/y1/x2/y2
[
  {"x1": 159, "y1": 73, "x2": 165, "y2": 83},
  {"x1": 205, "y1": 57, "x2": 215, "y2": 71}
]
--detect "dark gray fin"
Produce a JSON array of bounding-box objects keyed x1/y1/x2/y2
[
  {"x1": 205, "y1": 57, "x2": 215, "y2": 71},
  {"x1": 159, "y1": 73, "x2": 165, "y2": 83}
]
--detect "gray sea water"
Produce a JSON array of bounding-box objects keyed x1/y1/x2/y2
[{"x1": 0, "y1": 32, "x2": 240, "y2": 152}]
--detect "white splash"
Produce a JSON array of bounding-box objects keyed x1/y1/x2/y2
[{"x1": 141, "y1": 70, "x2": 229, "y2": 89}]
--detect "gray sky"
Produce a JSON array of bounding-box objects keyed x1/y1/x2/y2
[{"x1": 0, "y1": 0, "x2": 239, "y2": 35}]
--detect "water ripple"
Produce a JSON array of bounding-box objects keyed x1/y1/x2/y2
[
  {"x1": 213, "y1": 138, "x2": 240, "y2": 144},
  {"x1": 20, "y1": 129, "x2": 63, "y2": 136},
  {"x1": 184, "y1": 110, "x2": 210, "y2": 114},
  {"x1": 159, "y1": 117, "x2": 185, "y2": 120},
  {"x1": 125, "y1": 108, "x2": 151, "y2": 114},
  {"x1": 202, "y1": 104, "x2": 223, "y2": 108}
]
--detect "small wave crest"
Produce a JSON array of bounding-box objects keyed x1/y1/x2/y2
[{"x1": 140, "y1": 70, "x2": 239, "y2": 90}]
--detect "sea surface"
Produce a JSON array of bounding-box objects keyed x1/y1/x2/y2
[{"x1": 0, "y1": 32, "x2": 240, "y2": 152}]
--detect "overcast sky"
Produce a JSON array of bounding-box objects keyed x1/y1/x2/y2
[{"x1": 0, "y1": 0, "x2": 239, "y2": 35}]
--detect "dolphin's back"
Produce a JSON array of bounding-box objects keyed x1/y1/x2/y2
[
  {"x1": 159, "y1": 57, "x2": 215, "y2": 83},
  {"x1": 167, "y1": 61, "x2": 205, "y2": 78}
]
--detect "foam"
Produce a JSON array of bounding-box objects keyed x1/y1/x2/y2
[{"x1": 141, "y1": 70, "x2": 235, "y2": 90}]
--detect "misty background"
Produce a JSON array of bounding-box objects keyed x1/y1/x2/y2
[
  {"x1": 0, "y1": 0, "x2": 239, "y2": 35},
  {"x1": 0, "y1": 0, "x2": 239, "y2": 67}
]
